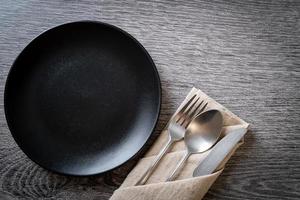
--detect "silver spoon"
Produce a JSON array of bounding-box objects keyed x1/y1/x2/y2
[{"x1": 166, "y1": 109, "x2": 223, "y2": 181}]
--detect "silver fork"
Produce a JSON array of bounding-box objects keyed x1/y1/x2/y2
[{"x1": 135, "y1": 93, "x2": 208, "y2": 185}]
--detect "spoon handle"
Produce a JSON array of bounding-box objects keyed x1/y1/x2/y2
[
  {"x1": 166, "y1": 151, "x2": 191, "y2": 181},
  {"x1": 136, "y1": 136, "x2": 173, "y2": 185}
]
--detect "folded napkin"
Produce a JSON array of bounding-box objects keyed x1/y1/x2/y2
[{"x1": 110, "y1": 88, "x2": 249, "y2": 200}]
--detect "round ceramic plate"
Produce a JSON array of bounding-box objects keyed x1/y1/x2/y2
[{"x1": 4, "y1": 21, "x2": 161, "y2": 176}]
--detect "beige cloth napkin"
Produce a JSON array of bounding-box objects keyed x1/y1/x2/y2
[{"x1": 110, "y1": 88, "x2": 249, "y2": 200}]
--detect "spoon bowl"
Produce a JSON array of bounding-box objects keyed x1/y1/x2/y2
[{"x1": 185, "y1": 109, "x2": 223, "y2": 153}]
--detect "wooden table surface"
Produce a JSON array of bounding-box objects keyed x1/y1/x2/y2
[{"x1": 0, "y1": 0, "x2": 299, "y2": 199}]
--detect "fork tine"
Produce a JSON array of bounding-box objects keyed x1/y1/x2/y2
[
  {"x1": 182, "y1": 101, "x2": 208, "y2": 128},
  {"x1": 178, "y1": 97, "x2": 202, "y2": 127},
  {"x1": 176, "y1": 96, "x2": 200, "y2": 122},
  {"x1": 189, "y1": 100, "x2": 203, "y2": 119},
  {"x1": 176, "y1": 96, "x2": 200, "y2": 124},
  {"x1": 195, "y1": 102, "x2": 208, "y2": 116},
  {"x1": 173, "y1": 94, "x2": 196, "y2": 122}
]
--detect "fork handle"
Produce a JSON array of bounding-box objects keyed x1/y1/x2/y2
[{"x1": 135, "y1": 137, "x2": 173, "y2": 185}]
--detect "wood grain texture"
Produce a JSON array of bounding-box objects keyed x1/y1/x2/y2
[{"x1": 0, "y1": 0, "x2": 299, "y2": 199}]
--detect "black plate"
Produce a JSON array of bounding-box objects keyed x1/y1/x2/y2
[{"x1": 4, "y1": 21, "x2": 161, "y2": 176}]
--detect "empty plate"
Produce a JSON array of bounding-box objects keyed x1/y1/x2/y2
[{"x1": 4, "y1": 21, "x2": 161, "y2": 176}]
